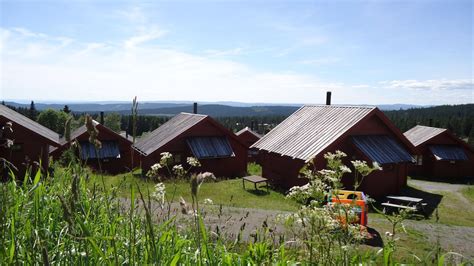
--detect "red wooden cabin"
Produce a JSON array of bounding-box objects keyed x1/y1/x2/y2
[
  {"x1": 133, "y1": 113, "x2": 247, "y2": 178},
  {"x1": 251, "y1": 105, "x2": 416, "y2": 198},
  {"x1": 1, "y1": 105, "x2": 60, "y2": 178},
  {"x1": 50, "y1": 120, "x2": 134, "y2": 174},
  {"x1": 236, "y1": 127, "x2": 261, "y2": 162},
  {"x1": 404, "y1": 125, "x2": 474, "y2": 178}
]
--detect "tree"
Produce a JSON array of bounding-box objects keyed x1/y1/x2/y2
[
  {"x1": 468, "y1": 127, "x2": 474, "y2": 148},
  {"x1": 63, "y1": 105, "x2": 71, "y2": 114},
  {"x1": 29, "y1": 101, "x2": 38, "y2": 120},
  {"x1": 104, "y1": 112, "x2": 122, "y2": 133},
  {"x1": 37, "y1": 109, "x2": 69, "y2": 135}
]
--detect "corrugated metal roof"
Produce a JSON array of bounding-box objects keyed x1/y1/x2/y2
[
  {"x1": 0, "y1": 104, "x2": 60, "y2": 144},
  {"x1": 236, "y1": 127, "x2": 261, "y2": 138},
  {"x1": 429, "y1": 145, "x2": 468, "y2": 161},
  {"x1": 187, "y1": 136, "x2": 234, "y2": 159},
  {"x1": 133, "y1": 113, "x2": 207, "y2": 155},
  {"x1": 352, "y1": 135, "x2": 413, "y2": 164},
  {"x1": 251, "y1": 105, "x2": 376, "y2": 161},
  {"x1": 80, "y1": 140, "x2": 120, "y2": 159},
  {"x1": 404, "y1": 125, "x2": 446, "y2": 147}
]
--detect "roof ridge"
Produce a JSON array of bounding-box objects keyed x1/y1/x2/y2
[
  {"x1": 0, "y1": 104, "x2": 60, "y2": 144},
  {"x1": 413, "y1": 125, "x2": 446, "y2": 131},
  {"x1": 303, "y1": 104, "x2": 376, "y2": 109},
  {"x1": 180, "y1": 112, "x2": 208, "y2": 117}
]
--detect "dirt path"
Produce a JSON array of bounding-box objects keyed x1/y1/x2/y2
[
  {"x1": 371, "y1": 217, "x2": 474, "y2": 258},
  {"x1": 118, "y1": 197, "x2": 474, "y2": 259},
  {"x1": 408, "y1": 179, "x2": 466, "y2": 192}
]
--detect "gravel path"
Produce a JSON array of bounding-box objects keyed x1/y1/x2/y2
[
  {"x1": 408, "y1": 179, "x2": 466, "y2": 192},
  {"x1": 118, "y1": 196, "x2": 474, "y2": 260},
  {"x1": 371, "y1": 217, "x2": 474, "y2": 259}
]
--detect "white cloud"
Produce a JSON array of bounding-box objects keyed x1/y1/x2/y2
[
  {"x1": 204, "y1": 47, "x2": 244, "y2": 57},
  {"x1": 1, "y1": 27, "x2": 472, "y2": 106},
  {"x1": 124, "y1": 27, "x2": 167, "y2": 49},
  {"x1": 299, "y1": 57, "x2": 341, "y2": 66},
  {"x1": 0, "y1": 27, "x2": 339, "y2": 104},
  {"x1": 351, "y1": 84, "x2": 371, "y2": 89},
  {"x1": 381, "y1": 79, "x2": 473, "y2": 91},
  {"x1": 117, "y1": 6, "x2": 147, "y2": 24}
]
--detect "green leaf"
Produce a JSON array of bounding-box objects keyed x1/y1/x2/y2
[
  {"x1": 170, "y1": 252, "x2": 180, "y2": 266},
  {"x1": 437, "y1": 254, "x2": 445, "y2": 266},
  {"x1": 88, "y1": 238, "x2": 106, "y2": 260},
  {"x1": 9, "y1": 217, "x2": 15, "y2": 263},
  {"x1": 33, "y1": 169, "x2": 41, "y2": 186}
]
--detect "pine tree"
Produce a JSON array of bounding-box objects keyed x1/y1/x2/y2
[
  {"x1": 468, "y1": 127, "x2": 474, "y2": 148},
  {"x1": 29, "y1": 101, "x2": 38, "y2": 120},
  {"x1": 63, "y1": 105, "x2": 71, "y2": 114}
]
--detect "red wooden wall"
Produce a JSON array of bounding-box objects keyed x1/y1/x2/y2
[{"x1": 139, "y1": 119, "x2": 248, "y2": 178}]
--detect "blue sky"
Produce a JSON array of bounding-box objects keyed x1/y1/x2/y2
[{"x1": 0, "y1": 0, "x2": 472, "y2": 105}]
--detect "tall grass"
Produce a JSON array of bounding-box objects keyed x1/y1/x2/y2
[
  {"x1": 1, "y1": 165, "x2": 470, "y2": 264},
  {"x1": 0, "y1": 166, "x2": 294, "y2": 264}
]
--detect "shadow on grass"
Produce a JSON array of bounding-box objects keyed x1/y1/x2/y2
[
  {"x1": 400, "y1": 185, "x2": 443, "y2": 217},
  {"x1": 244, "y1": 188, "x2": 270, "y2": 196},
  {"x1": 370, "y1": 186, "x2": 443, "y2": 219},
  {"x1": 410, "y1": 175, "x2": 473, "y2": 185},
  {"x1": 365, "y1": 227, "x2": 383, "y2": 247}
]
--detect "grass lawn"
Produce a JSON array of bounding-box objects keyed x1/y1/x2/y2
[
  {"x1": 406, "y1": 182, "x2": 474, "y2": 227},
  {"x1": 84, "y1": 169, "x2": 299, "y2": 212},
  {"x1": 432, "y1": 191, "x2": 474, "y2": 227},
  {"x1": 364, "y1": 218, "x2": 436, "y2": 263},
  {"x1": 461, "y1": 186, "x2": 474, "y2": 202}
]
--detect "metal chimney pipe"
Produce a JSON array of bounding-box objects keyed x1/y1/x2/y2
[
  {"x1": 100, "y1": 111, "x2": 104, "y2": 124},
  {"x1": 326, "y1": 91, "x2": 332, "y2": 105},
  {"x1": 193, "y1": 102, "x2": 198, "y2": 114}
]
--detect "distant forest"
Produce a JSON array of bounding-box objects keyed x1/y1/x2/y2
[
  {"x1": 3, "y1": 102, "x2": 473, "y2": 144},
  {"x1": 384, "y1": 104, "x2": 474, "y2": 139}
]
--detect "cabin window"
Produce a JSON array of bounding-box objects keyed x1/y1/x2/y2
[
  {"x1": 449, "y1": 160, "x2": 455, "y2": 164},
  {"x1": 415, "y1": 155, "x2": 423, "y2": 166}
]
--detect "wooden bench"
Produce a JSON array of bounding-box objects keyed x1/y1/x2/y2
[
  {"x1": 242, "y1": 176, "x2": 269, "y2": 192},
  {"x1": 384, "y1": 195, "x2": 427, "y2": 213},
  {"x1": 381, "y1": 202, "x2": 417, "y2": 211}
]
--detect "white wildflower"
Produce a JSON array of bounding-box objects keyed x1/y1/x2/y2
[
  {"x1": 351, "y1": 160, "x2": 366, "y2": 169},
  {"x1": 5, "y1": 139, "x2": 14, "y2": 148},
  {"x1": 179, "y1": 197, "x2": 189, "y2": 214},
  {"x1": 160, "y1": 152, "x2": 172, "y2": 159},
  {"x1": 187, "y1": 157, "x2": 201, "y2": 167},
  {"x1": 198, "y1": 172, "x2": 216, "y2": 181},
  {"x1": 146, "y1": 163, "x2": 163, "y2": 179},
  {"x1": 339, "y1": 165, "x2": 352, "y2": 174},
  {"x1": 373, "y1": 161, "x2": 383, "y2": 171},
  {"x1": 151, "y1": 182, "x2": 166, "y2": 205},
  {"x1": 191, "y1": 172, "x2": 216, "y2": 197},
  {"x1": 173, "y1": 164, "x2": 184, "y2": 172},
  {"x1": 203, "y1": 198, "x2": 213, "y2": 205},
  {"x1": 159, "y1": 152, "x2": 173, "y2": 166},
  {"x1": 151, "y1": 163, "x2": 162, "y2": 171}
]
